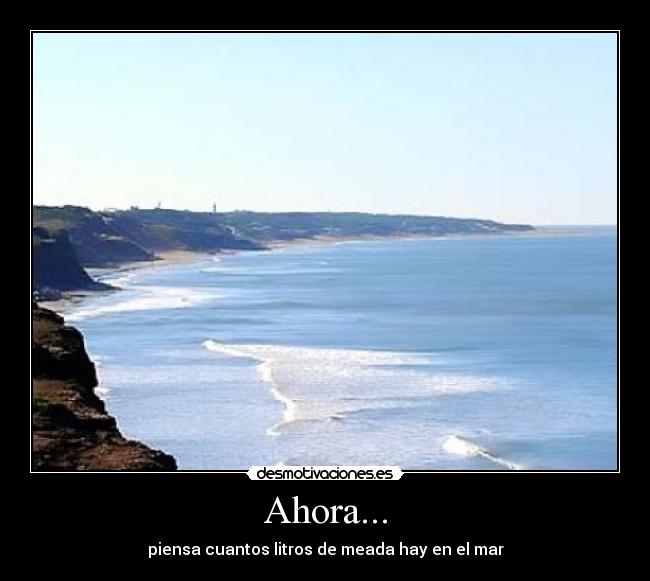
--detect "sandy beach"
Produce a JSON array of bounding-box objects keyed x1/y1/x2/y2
[
  {"x1": 39, "y1": 227, "x2": 578, "y2": 315},
  {"x1": 41, "y1": 250, "x2": 211, "y2": 314}
]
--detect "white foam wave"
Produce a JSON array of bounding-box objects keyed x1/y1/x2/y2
[
  {"x1": 267, "y1": 386, "x2": 299, "y2": 435},
  {"x1": 441, "y1": 435, "x2": 523, "y2": 470},
  {"x1": 90, "y1": 354, "x2": 103, "y2": 368},
  {"x1": 105, "y1": 271, "x2": 138, "y2": 288},
  {"x1": 67, "y1": 286, "x2": 220, "y2": 322},
  {"x1": 200, "y1": 266, "x2": 240, "y2": 274},
  {"x1": 202, "y1": 340, "x2": 298, "y2": 435},
  {"x1": 95, "y1": 386, "x2": 111, "y2": 397},
  {"x1": 201, "y1": 266, "x2": 340, "y2": 276},
  {"x1": 203, "y1": 340, "x2": 502, "y2": 438}
]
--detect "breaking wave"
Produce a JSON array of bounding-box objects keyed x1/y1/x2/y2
[
  {"x1": 441, "y1": 435, "x2": 523, "y2": 470},
  {"x1": 67, "y1": 286, "x2": 220, "y2": 322},
  {"x1": 202, "y1": 340, "x2": 501, "y2": 438}
]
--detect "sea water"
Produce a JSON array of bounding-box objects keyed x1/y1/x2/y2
[{"x1": 65, "y1": 227, "x2": 617, "y2": 470}]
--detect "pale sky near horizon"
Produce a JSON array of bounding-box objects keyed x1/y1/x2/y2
[{"x1": 33, "y1": 32, "x2": 617, "y2": 225}]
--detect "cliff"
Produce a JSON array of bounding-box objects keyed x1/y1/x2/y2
[
  {"x1": 34, "y1": 205, "x2": 262, "y2": 264},
  {"x1": 33, "y1": 205, "x2": 535, "y2": 295},
  {"x1": 32, "y1": 304, "x2": 177, "y2": 471},
  {"x1": 33, "y1": 205, "x2": 154, "y2": 267},
  {"x1": 33, "y1": 226, "x2": 110, "y2": 295},
  {"x1": 106, "y1": 208, "x2": 263, "y2": 252},
  {"x1": 106, "y1": 208, "x2": 533, "y2": 246},
  {"x1": 34, "y1": 205, "x2": 534, "y2": 258},
  {"x1": 218, "y1": 211, "x2": 534, "y2": 241}
]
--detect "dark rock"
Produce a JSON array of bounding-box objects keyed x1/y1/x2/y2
[
  {"x1": 33, "y1": 287, "x2": 62, "y2": 301},
  {"x1": 33, "y1": 227, "x2": 111, "y2": 292},
  {"x1": 32, "y1": 305, "x2": 177, "y2": 471}
]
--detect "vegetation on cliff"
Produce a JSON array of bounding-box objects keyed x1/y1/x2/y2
[
  {"x1": 33, "y1": 205, "x2": 534, "y2": 294},
  {"x1": 33, "y1": 205, "x2": 154, "y2": 267},
  {"x1": 31, "y1": 205, "x2": 534, "y2": 470},
  {"x1": 105, "y1": 208, "x2": 264, "y2": 252},
  {"x1": 218, "y1": 210, "x2": 533, "y2": 241}
]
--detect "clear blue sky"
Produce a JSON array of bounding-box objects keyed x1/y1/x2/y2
[{"x1": 33, "y1": 32, "x2": 617, "y2": 224}]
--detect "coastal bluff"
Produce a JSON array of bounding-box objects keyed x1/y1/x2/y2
[
  {"x1": 33, "y1": 226, "x2": 111, "y2": 295},
  {"x1": 33, "y1": 205, "x2": 534, "y2": 296},
  {"x1": 32, "y1": 303, "x2": 177, "y2": 471}
]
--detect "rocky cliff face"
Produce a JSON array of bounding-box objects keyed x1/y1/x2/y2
[
  {"x1": 32, "y1": 304, "x2": 177, "y2": 471},
  {"x1": 33, "y1": 205, "x2": 535, "y2": 297},
  {"x1": 33, "y1": 227, "x2": 109, "y2": 293},
  {"x1": 105, "y1": 208, "x2": 263, "y2": 252},
  {"x1": 33, "y1": 205, "x2": 154, "y2": 267}
]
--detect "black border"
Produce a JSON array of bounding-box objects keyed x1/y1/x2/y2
[{"x1": 30, "y1": 29, "x2": 621, "y2": 475}]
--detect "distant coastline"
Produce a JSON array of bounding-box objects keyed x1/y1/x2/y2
[
  {"x1": 33, "y1": 210, "x2": 615, "y2": 472},
  {"x1": 59, "y1": 227, "x2": 615, "y2": 470},
  {"x1": 41, "y1": 225, "x2": 619, "y2": 315},
  {"x1": 33, "y1": 205, "x2": 534, "y2": 301},
  {"x1": 33, "y1": 225, "x2": 538, "y2": 470}
]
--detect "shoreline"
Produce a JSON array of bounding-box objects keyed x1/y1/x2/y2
[
  {"x1": 41, "y1": 225, "x2": 614, "y2": 315},
  {"x1": 41, "y1": 234, "x2": 479, "y2": 313},
  {"x1": 263, "y1": 224, "x2": 615, "y2": 250},
  {"x1": 35, "y1": 226, "x2": 616, "y2": 470},
  {"x1": 42, "y1": 250, "x2": 213, "y2": 314},
  {"x1": 32, "y1": 303, "x2": 177, "y2": 470}
]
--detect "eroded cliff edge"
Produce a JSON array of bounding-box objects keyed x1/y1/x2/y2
[{"x1": 32, "y1": 303, "x2": 177, "y2": 471}]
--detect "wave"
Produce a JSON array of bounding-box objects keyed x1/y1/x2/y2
[
  {"x1": 203, "y1": 340, "x2": 502, "y2": 438},
  {"x1": 441, "y1": 435, "x2": 523, "y2": 470},
  {"x1": 202, "y1": 340, "x2": 298, "y2": 436},
  {"x1": 103, "y1": 271, "x2": 137, "y2": 288},
  {"x1": 67, "y1": 286, "x2": 220, "y2": 322},
  {"x1": 201, "y1": 266, "x2": 341, "y2": 276}
]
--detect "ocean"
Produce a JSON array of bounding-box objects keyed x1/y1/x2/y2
[{"x1": 64, "y1": 227, "x2": 617, "y2": 470}]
